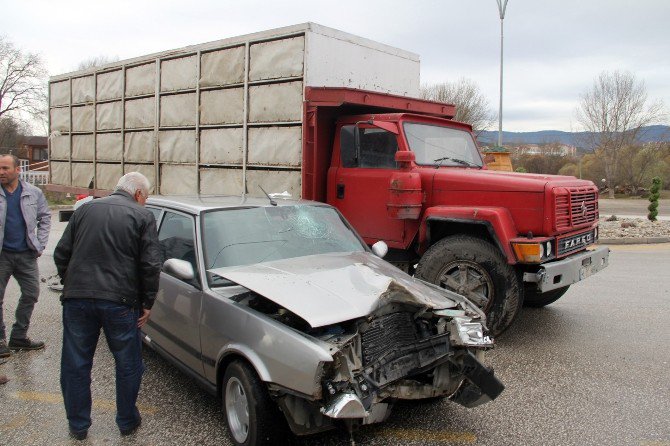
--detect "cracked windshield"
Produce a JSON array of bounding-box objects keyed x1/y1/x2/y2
[
  {"x1": 204, "y1": 205, "x2": 365, "y2": 285},
  {"x1": 403, "y1": 122, "x2": 482, "y2": 167}
]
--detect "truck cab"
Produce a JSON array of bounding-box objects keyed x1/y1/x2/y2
[{"x1": 306, "y1": 88, "x2": 610, "y2": 335}]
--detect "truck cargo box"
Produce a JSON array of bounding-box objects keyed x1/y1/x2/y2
[{"x1": 48, "y1": 23, "x2": 420, "y2": 196}]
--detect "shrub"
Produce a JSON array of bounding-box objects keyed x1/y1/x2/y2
[{"x1": 647, "y1": 177, "x2": 662, "y2": 221}]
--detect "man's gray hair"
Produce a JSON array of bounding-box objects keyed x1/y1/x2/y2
[{"x1": 115, "y1": 172, "x2": 151, "y2": 196}]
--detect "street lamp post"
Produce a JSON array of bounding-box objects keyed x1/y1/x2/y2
[{"x1": 496, "y1": 0, "x2": 509, "y2": 148}]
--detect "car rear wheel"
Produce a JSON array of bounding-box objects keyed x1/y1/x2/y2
[
  {"x1": 523, "y1": 285, "x2": 570, "y2": 307},
  {"x1": 415, "y1": 235, "x2": 522, "y2": 336},
  {"x1": 222, "y1": 360, "x2": 283, "y2": 446}
]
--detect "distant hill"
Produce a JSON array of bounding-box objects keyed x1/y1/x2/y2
[{"x1": 477, "y1": 125, "x2": 670, "y2": 150}]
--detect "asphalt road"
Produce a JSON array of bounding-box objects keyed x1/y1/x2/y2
[
  {"x1": 1, "y1": 214, "x2": 669, "y2": 446},
  {"x1": 599, "y1": 198, "x2": 670, "y2": 219}
]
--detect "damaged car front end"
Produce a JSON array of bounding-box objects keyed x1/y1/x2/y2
[
  {"x1": 211, "y1": 246, "x2": 504, "y2": 438},
  {"x1": 143, "y1": 197, "x2": 503, "y2": 445}
]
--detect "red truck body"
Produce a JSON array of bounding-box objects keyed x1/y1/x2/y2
[{"x1": 299, "y1": 87, "x2": 609, "y2": 334}]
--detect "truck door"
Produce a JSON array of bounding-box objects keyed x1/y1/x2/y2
[{"x1": 329, "y1": 124, "x2": 406, "y2": 244}]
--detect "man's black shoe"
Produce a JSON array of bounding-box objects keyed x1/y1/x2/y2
[
  {"x1": 120, "y1": 417, "x2": 141, "y2": 436},
  {"x1": 69, "y1": 429, "x2": 88, "y2": 441},
  {"x1": 8, "y1": 337, "x2": 45, "y2": 351},
  {"x1": 0, "y1": 340, "x2": 10, "y2": 358}
]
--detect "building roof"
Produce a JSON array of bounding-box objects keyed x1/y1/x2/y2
[{"x1": 23, "y1": 136, "x2": 47, "y2": 147}]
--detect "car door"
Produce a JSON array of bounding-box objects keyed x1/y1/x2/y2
[{"x1": 143, "y1": 209, "x2": 205, "y2": 375}]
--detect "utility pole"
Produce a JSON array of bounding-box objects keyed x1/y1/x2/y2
[{"x1": 496, "y1": 0, "x2": 509, "y2": 148}]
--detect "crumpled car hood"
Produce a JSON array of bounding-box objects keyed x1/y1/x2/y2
[{"x1": 210, "y1": 252, "x2": 458, "y2": 328}]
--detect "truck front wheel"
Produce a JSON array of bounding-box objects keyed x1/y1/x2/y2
[
  {"x1": 415, "y1": 235, "x2": 522, "y2": 336},
  {"x1": 523, "y1": 285, "x2": 570, "y2": 307}
]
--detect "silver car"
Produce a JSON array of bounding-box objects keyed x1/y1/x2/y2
[{"x1": 143, "y1": 196, "x2": 504, "y2": 446}]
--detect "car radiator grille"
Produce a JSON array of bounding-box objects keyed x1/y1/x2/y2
[
  {"x1": 361, "y1": 312, "x2": 419, "y2": 366},
  {"x1": 555, "y1": 186, "x2": 599, "y2": 231}
]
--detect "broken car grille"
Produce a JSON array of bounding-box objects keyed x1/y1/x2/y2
[{"x1": 361, "y1": 312, "x2": 419, "y2": 366}]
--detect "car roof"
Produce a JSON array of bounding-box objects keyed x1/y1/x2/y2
[{"x1": 146, "y1": 195, "x2": 323, "y2": 215}]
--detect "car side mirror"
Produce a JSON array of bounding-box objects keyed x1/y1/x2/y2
[
  {"x1": 163, "y1": 258, "x2": 195, "y2": 280},
  {"x1": 371, "y1": 241, "x2": 388, "y2": 258}
]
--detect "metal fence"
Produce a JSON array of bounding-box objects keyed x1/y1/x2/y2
[{"x1": 19, "y1": 159, "x2": 49, "y2": 186}]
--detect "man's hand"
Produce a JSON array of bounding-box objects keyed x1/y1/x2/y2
[{"x1": 138, "y1": 308, "x2": 151, "y2": 328}]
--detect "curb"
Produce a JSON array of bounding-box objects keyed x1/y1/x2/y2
[{"x1": 598, "y1": 237, "x2": 670, "y2": 245}]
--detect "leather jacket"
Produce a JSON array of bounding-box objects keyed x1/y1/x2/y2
[{"x1": 54, "y1": 190, "x2": 161, "y2": 309}]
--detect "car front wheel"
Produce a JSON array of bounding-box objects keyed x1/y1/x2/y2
[{"x1": 222, "y1": 360, "x2": 283, "y2": 446}]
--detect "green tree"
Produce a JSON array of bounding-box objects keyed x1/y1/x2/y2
[{"x1": 648, "y1": 177, "x2": 662, "y2": 221}]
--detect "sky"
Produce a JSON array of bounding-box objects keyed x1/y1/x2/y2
[{"x1": 2, "y1": 0, "x2": 669, "y2": 132}]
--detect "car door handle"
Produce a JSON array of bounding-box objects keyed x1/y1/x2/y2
[{"x1": 337, "y1": 184, "x2": 345, "y2": 199}]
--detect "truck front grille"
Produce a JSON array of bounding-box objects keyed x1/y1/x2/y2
[
  {"x1": 361, "y1": 312, "x2": 418, "y2": 366},
  {"x1": 555, "y1": 186, "x2": 599, "y2": 231}
]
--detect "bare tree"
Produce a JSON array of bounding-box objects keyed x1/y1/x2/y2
[
  {"x1": 0, "y1": 36, "x2": 47, "y2": 122},
  {"x1": 576, "y1": 70, "x2": 666, "y2": 198},
  {"x1": 0, "y1": 116, "x2": 29, "y2": 148},
  {"x1": 77, "y1": 55, "x2": 119, "y2": 71},
  {"x1": 420, "y1": 78, "x2": 495, "y2": 135}
]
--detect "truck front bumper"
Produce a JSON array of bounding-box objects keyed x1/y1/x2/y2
[{"x1": 522, "y1": 245, "x2": 610, "y2": 292}]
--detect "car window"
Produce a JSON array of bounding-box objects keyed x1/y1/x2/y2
[
  {"x1": 158, "y1": 211, "x2": 199, "y2": 287},
  {"x1": 146, "y1": 206, "x2": 162, "y2": 222}
]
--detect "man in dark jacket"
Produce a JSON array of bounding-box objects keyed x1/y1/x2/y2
[{"x1": 54, "y1": 172, "x2": 161, "y2": 441}]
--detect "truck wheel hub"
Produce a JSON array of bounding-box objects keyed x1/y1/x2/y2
[{"x1": 437, "y1": 261, "x2": 494, "y2": 311}]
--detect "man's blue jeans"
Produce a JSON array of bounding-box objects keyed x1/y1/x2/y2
[{"x1": 60, "y1": 298, "x2": 145, "y2": 433}]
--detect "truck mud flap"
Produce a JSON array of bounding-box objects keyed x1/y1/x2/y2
[{"x1": 449, "y1": 351, "x2": 505, "y2": 408}]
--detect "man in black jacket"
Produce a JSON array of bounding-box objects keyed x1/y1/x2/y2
[{"x1": 54, "y1": 172, "x2": 161, "y2": 441}]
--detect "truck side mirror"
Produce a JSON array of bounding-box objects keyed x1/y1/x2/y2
[{"x1": 395, "y1": 151, "x2": 415, "y2": 168}]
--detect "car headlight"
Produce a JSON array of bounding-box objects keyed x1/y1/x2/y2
[{"x1": 450, "y1": 317, "x2": 493, "y2": 347}]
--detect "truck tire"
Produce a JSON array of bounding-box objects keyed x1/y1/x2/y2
[
  {"x1": 415, "y1": 235, "x2": 522, "y2": 336},
  {"x1": 523, "y1": 285, "x2": 570, "y2": 308},
  {"x1": 222, "y1": 360, "x2": 285, "y2": 446}
]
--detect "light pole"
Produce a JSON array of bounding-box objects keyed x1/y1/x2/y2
[{"x1": 496, "y1": 0, "x2": 509, "y2": 148}]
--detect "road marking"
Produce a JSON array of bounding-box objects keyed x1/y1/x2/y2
[
  {"x1": 377, "y1": 427, "x2": 477, "y2": 444},
  {"x1": 4, "y1": 415, "x2": 28, "y2": 430},
  {"x1": 11, "y1": 391, "x2": 158, "y2": 414}
]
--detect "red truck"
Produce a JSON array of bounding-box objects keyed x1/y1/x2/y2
[
  {"x1": 301, "y1": 87, "x2": 609, "y2": 334},
  {"x1": 48, "y1": 23, "x2": 609, "y2": 334}
]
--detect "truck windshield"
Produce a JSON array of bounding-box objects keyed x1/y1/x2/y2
[
  {"x1": 203, "y1": 205, "x2": 366, "y2": 286},
  {"x1": 403, "y1": 122, "x2": 482, "y2": 167}
]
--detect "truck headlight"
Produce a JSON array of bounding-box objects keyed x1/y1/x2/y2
[{"x1": 511, "y1": 240, "x2": 555, "y2": 263}]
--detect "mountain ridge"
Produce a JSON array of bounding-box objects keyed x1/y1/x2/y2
[{"x1": 477, "y1": 125, "x2": 670, "y2": 149}]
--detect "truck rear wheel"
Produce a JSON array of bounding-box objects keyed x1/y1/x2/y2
[
  {"x1": 415, "y1": 235, "x2": 522, "y2": 336},
  {"x1": 523, "y1": 285, "x2": 570, "y2": 307}
]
